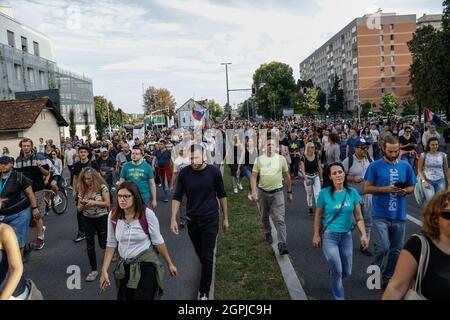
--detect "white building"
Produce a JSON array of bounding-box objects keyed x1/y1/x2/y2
[
  {"x1": 0, "y1": 97, "x2": 68, "y2": 158},
  {"x1": 176, "y1": 99, "x2": 210, "y2": 128},
  {"x1": 0, "y1": 5, "x2": 96, "y2": 141}
]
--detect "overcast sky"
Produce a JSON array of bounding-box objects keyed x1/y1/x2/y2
[{"x1": 1, "y1": 0, "x2": 443, "y2": 113}]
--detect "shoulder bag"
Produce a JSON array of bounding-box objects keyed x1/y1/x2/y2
[
  {"x1": 319, "y1": 191, "x2": 347, "y2": 247},
  {"x1": 403, "y1": 234, "x2": 430, "y2": 300}
]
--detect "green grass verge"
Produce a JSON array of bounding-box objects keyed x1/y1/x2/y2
[{"x1": 214, "y1": 170, "x2": 290, "y2": 300}]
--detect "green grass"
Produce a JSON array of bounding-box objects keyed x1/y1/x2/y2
[{"x1": 214, "y1": 171, "x2": 290, "y2": 300}]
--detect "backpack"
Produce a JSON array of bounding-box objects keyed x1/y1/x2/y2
[
  {"x1": 347, "y1": 154, "x2": 373, "y2": 173},
  {"x1": 110, "y1": 207, "x2": 153, "y2": 245}
]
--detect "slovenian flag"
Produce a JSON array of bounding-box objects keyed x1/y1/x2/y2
[
  {"x1": 192, "y1": 108, "x2": 205, "y2": 121},
  {"x1": 424, "y1": 107, "x2": 442, "y2": 127}
]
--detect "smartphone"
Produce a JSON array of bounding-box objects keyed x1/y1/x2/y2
[{"x1": 394, "y1": 182, "x2": 407, "y2": 189}]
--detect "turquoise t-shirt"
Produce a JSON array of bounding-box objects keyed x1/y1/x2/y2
[
  {"x1": 120, "y1": 161, "x2": 154, "y2": 200},
  {"x1": 317, "y1": 187, "x2": 361, "y2": 233}
]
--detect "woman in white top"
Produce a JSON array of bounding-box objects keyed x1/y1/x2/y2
[
  {"x1": 418, "y1": 137, "x2": 450, "y2": 202},
  {"x1": 100, "y1": 181, "x2": 177, "y2": 300}
]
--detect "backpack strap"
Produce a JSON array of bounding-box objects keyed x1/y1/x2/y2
[{"x1": 111, "y1": 208, "x2": 118, "y2": 234}]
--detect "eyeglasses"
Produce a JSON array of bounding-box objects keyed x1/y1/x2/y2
[
  {"x1": 117, "y1": 194, "x2": 133, "y2": 200},
  {"x1": 439, "y1": 210, "x2": 450, "y2": 220},
  {"x1": 405, "y1": 131, "x2": 412, "y2": 133}
]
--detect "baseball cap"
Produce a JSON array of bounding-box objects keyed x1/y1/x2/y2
[
  {"x1": 355, "y1": 138, "x2": 370, "y2": 148},
  {"x1": 0, "y1": 156, "x2": 14, "y2": 164},
  {"x1": 100, "y1": 147, "x2": 108, "y2": 153}
]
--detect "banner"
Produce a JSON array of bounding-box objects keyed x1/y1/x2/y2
[
  {"x1": 192, "y1": 108, "x2": 205, "y2": 121},
  {"x1": 424, "y1": 107, "x2": 442, "y2": 127}
]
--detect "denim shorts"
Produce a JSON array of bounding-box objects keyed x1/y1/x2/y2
[{"x1": 0, "y1": 206, "x2": 32, "y2": 248}]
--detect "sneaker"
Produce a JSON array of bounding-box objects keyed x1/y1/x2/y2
[
  {"x1": 85, "y1": 271, "x2": 98, "y2": 282},
  {"x1": 158, "y1": 183, "x2": 162, "y2": 188},
  {"x1": 163, "y1": 198, "x2": 169, "y2": 203},
  {"x1": 74, "y1": 233, "x2": 86, "y2": 243},
  {"x1": 111, "y1": 187, "x2": 116, "y2": 192},
  {"x1": 199, "y1": 293, "x2": 209, "y2": 300},
  {"x1": 265, "y1": 233, "x2": 273, "y2": 245},
  {"x1": 278, "y1": 242, "x2": 289, "y2": 255},
  {"x1": 308, "y1": 208, "x2": 314, "y2": 216},
  {"x1": 34, "y1": 238, "x2": 45, "y2": 250},
  {"x1": 234, "y1": 188, "x2": 238, "y2": 194},
  {"x1": 238, "y1": 183, "x2": 243, "y2": 191}
]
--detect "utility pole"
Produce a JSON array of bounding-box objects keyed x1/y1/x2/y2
[{"x1": 221, "y1": 62, "x2": 232, "y2": 118}]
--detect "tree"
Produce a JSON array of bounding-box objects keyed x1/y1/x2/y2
[
  {"x1": 380, "y1": 93, "x2": 400, "y2": 118},
  {"x1": 83, "y1": 110, "x2": 91, "y2": 143},
  {"x1": 143, "y1": 86, "x2": 176, "y2": 118},
  {"x1": 361, "y1": 101, "x2": 375, "y2": 118},
  {"x1": 316, "y1": 88, "x2": 327, "y2": 114},
  {"x1": 329, "y1": 75, "x2": 345, "y2": 115},
  {"x1": 69, "y1": 108, "x2": 76, "y2": 137},
  {"x1": 253, "y1": 61, "x2": 296, "y2": 119},
  {"x1": 94, "y1": 96, "x2": 111, "y2": 136},
  {"x1": 401, "y1": 96, "x2": 418, "y2": 116},
  {"x1": 298, "y1": 88, "x2": 320, "y2": 116},
  {"x1": 208, "y1": 99, "x2": 224, "y2": 123}
]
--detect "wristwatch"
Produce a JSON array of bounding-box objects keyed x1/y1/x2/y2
[{"x1": 287, "y1": 191, "x2": 292, "y2": 194}]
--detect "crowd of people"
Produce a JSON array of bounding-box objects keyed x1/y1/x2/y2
[{"x1": 0, "y1": 115, "x2": 449, "y2": 300}]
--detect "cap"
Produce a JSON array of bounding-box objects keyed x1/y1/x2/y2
[
  {"x1": 100, "y1": 147, "x2": 108, "y2": 153},
  {"x1": 355, "y1": 138, "x2": 370, "y2": 148},
  {"x1": 0, "y1": 156, "x2": 14, "y2": 164}
]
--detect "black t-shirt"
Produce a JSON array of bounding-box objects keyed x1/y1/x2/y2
[
  {"x1": 0, "y1": 171, "x2": 32, "y2": 215},
  {"x1": 96, "y1": 157, "x2": 116, "y2": 172},
  {"x1": 15, "y1": 154, "x2": 50, "y2": 192},
  {"x1": 73, "y1": 159, "x2": 100, "y2": 178},
  {"x1": 404, "y1": 235, "x2": 450, "y2": 300},
  {"x1": 301, "y1": 155, "x2": 319, "y2": 175},
  {"x1": 399, "y1": 135, "x2": 417, "y2": 151}
]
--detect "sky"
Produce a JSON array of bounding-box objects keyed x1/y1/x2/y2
[{"x1": 1, "y1": 0, "x2": 443, "y2": 114}]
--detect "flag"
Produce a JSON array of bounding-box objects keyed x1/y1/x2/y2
[
  {"x1": 424, "y1": 107, "x2": 442, "y2": 127},
  {"x1": 192, "y1": 108, "x2": 205, "y2": 121}
]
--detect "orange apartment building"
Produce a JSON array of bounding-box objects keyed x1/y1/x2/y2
[{"x1": 299, "y1": 12, "x2": 417, "y2": 112}]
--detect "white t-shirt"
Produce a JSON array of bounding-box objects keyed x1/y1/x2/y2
[
  {"x1": 173, "y1": 156, "x2": 191, "y2": 174},
  {"x1": 64, "y1": 149, "x2": 77, "y2": 166},
  {"x1": 422, "y1": 152, "x2": 446, "y2": 181},
  {"x1": 106, "y1": 208, "x2": 164, "y2": 260}
]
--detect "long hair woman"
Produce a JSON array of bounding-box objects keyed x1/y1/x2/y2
[
  {"x1": 383, "y1": 191, "x2": 450, "y2": 299},
  {"x1": 76, "y1": 167, "x2": 111, "y2": 282},
  {"x1": 300, "y1": 142, "x2": 323, "y2": 216},
  {"x1": 312, "y1": 162, "x2": 368, "y2": 300},
  {"x1": 100, "y1": 181, "x2": 177, "y2": 300}
]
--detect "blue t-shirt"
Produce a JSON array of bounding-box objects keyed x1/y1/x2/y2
[
  {"x1": 317, "y1": 187, "x2": 361, "y2": 233},
  {"x1": 364, "y1": 159, "x2": 416, "y2": 221},
  {"x1": 347, "y1": 137, "x2": 358, "y2": 157},
  {"x1": 120, "y1": 161, "x2": 154, "y2": 200},
  {"x1": 155, "y1": 150, "x2": 172, "y2": 168}
]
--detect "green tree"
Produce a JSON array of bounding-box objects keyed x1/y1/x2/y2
[
  {"x1": 329, "y1": 75, "x2": 345, "y2": 115},
  {"x1": 381, "y1": 93, "x2": 400, "y2": 118},
  {"x1": 253, "y1": 61, "x2": 296, "y2": 119},
  {"x1": 361, "y1": 101, "x2": 375, "y2": 118},
  {"x1": 143, "y1": 86, "x2": 176, "y2": 118},
  {"x1": 298, "y1": 88, "x2": 319, "y2": 116},
  {"x1": 316, "y1": 88, "x2": 327, "y2": 114},
  {"x1": 207, "y1": 99, "x2": 224, "y2": 123},
  {"x1": 401, "y1": 96, "x2": 418, "y2": 116},
  {"x1": 69, "y1": 108, "x2": 76, "y2": 137},
  {"x1": 83, "y1": 110, "x2": 91, "y2": 143}
]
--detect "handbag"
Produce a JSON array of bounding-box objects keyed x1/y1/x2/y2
[
  {"x1": 26, "y1": 279, "x2": 44, "y2": 300},
  {"x1": 403, "y1": 234, "x2": 429, "y2": 300},
  {"x1": 319, "y1": 191, "x2": 348, "y2": 247}
]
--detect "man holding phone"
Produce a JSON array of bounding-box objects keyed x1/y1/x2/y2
[{"x1": 364, "y1": 135, "x2": 416, "y2": 288}]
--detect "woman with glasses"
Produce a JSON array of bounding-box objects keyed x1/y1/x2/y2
[
  {"x1": 76, "y1": 168, "x2": 110, "y2": 282},
  {"x1": 383, "y1": 191, "x2": 450, "y2": 299},
  {"x1": 312, "y1": 162, "x2": 368, "y2": 300},
  {"x1": 300, "y1": 142, "x2": 323, "y2": 216},
  {"x1": 100, "y1": 181, "x2": 177, "y2": 300},
  {"x1": 399, "y1": 126, "x2": 418, "y2": 169},
  {"x1": 417, "y1": 137, "x2": 450, "y2": 202}
]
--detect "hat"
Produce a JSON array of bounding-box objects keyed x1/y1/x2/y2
[
  {"x1": 0, "y1": 156, "x2": 14, "y2": 164},
  {"x1": 355, "y1": 138, "x2": 370, "y2": 148},
  {"x1": 100, "y1": 147, "x2": 108, "y2": 153}
]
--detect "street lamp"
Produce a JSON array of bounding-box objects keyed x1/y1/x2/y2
[{"x1": 221, "y1": 62, "x2": 232, "y2": 118}]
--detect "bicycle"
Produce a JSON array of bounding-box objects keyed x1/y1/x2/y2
[{"x1": 43, "y1": 186, "x2": 68, "y2": 215}]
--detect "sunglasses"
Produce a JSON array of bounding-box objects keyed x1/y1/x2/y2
[{"x1": 440, "y1": 210, "x2": 450, "y2": 220}]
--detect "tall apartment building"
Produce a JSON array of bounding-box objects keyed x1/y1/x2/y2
[
  {"x1": 299, "y1": 12, "x2": 416, "y2": 111},
  {"x1": 0, "y1": 6, "x2": 96, "y2": 140}
]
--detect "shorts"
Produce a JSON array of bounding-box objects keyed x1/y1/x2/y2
[
  {"x1": 0, "y1": 206, "x2": 32, "y2": 248},
  {"x1": 46, "y1": 175, "x2": 63, "y2": 189}
]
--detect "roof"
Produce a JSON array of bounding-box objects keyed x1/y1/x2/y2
[
  {"x1": 176, "y1": 98, "x2": 208, "y2": 112},
  {"x1": 0, "y1": 97, "x2": 68, "y2": 131}
]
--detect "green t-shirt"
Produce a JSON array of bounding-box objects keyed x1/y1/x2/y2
[
  {"x1": 120, "y1": 161, "x2": 154, "y2": 200},
  {"x1": 252, "y1": 153, "x2": 289, "y2": 192}
]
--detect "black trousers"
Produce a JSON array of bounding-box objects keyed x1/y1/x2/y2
[
  {"x1": 187, "y1": 215, "x2": 219, "y2": 296},
  {"x1": 117, "y1": 262, "x2": 158, "y2": 300},
  {"x1": 68, "y1": 165, "x2": 74, "y2": 185},
  {"x1": 290, "y1": 157, "x2": 300, "y2": 176},
  {"x1": 84, "y1": 215, "x2": 107, "y2": 271}
]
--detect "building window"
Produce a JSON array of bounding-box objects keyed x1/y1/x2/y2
[
  {"x1": 21, "y1": 36, "x2": 28, "y2": 52},
  {"x1": 352, "y1": 26, "x2": 356, "y2": 33},
  {"x1": 390, "y1": 24, "x2": 394, "y2": 32},
  {"x1": 392, "y1": 77, "x2": 396, "y2": 83},
  {"x1": 7, "y1": 30, "x2": 15, "y2": 47},
  {"x1": 380, "y1": 35, "x2": 384, "y2": 42},
  {"x1": 381, "y1": 46, "x2": 385, "y2": 54},
  {"x1": 390, "y1": 34, "x2": 394, "y2": 41},
  {"x1": 39, "y1": 71, "x2": 45, "y2": 85},
  {"x1": 381, "y1": 88, "x2": 385, "y2": 94},
  {"x1": 14, "y1": 64, "x2": 21, "y2": 80},
  {"x1": 33, "y1": 41, "x2": 40, "y2": 56},
  {"x1": 391, "y1": 66, "x2": 396, "y2": 73},
  {"x1": 390, "y1": 45, "x2": 395, "y2": 51},
  {"x1": 391, "y1": 55, "x2": 395, "y2": 63},
  {"x1": 28, "y1": 68, "x2": 34, "y2": 83},
  {"x1": 381, "y1": 56, "x2": 385, "y2": 63}
]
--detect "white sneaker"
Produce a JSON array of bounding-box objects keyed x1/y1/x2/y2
[
  {"x1": 234, "y1": 188, "x2": 238, "y2": 194},
  {"x1": 200, "y1": 295, "x2": 209, "y2": 300},
  {"x1": 85, "y1": 271, "x2": 98, "y2": 282},
  {"x1": 238, "y1": 183, "x2": 243, "y2": 191}
]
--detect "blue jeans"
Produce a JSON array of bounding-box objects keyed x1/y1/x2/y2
[
  {"x1": 423, "y1": 178, "x2": 446, "y2": 202},
  {"x1": 322, "y1": 230, "x2": 353, "y2": 300},
  {"x1": 401, "y1": 153, "x2": 415, "y2": 169},
  {"x1": 240, "y1": 165, "x2": 252, "y2": 181},
  {"x1": 0, "y1": 207, "x2": 32, "y2": 248},
  {"x1": 371, "y1": 217, "x2": 406, "y2": 284}
]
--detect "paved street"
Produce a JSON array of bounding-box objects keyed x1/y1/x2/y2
[
  {"x1": 285, "y1": 178, "x2": 422, "y2": 300},
  {"x1": 24, "y1": 170, "x2": 201, "y2": 300}
]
